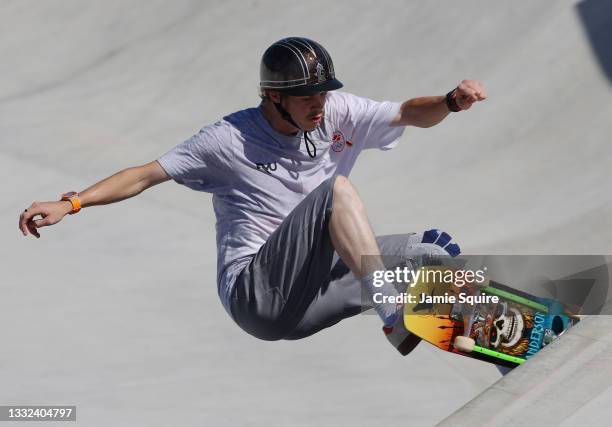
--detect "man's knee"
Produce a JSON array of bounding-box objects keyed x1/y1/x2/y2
[
  {"x1": 234, "y1": 312, "x2": 291, "y2": 341},
  {"x1": 231, "y1": 288, "x2": 294, "y2": 341}
]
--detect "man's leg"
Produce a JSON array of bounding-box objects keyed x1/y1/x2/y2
[
  {"x1": 230, "y1": 177, "x2": 338, "y2": 341},
  {"x1": 285, "y1": 232, "x2": 458, "y2": 346},
  {"x1": 328, "y1": 176, "x2": 384, "y2": 277},
  {"x1": 328, "y1": 176, "x2": 403, "y2": 325},
  {"x1": 231, "y1": 175, "x2": 459, "y2": 344},
  {"x1": 231, "y1": 175, "x2": 388, "y2": 341}
]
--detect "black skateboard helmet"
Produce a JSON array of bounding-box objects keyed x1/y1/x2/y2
[{"x1": 260, "y1": 37, "x2": 343, "y2": 96}]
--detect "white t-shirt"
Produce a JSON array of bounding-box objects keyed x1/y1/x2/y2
[{"x1": 158, "y1": 91, "x2": 405, "y2": 314}]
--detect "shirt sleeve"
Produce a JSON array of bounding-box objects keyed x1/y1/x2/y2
[
  {"x1": 157, "y1": 121, "x2": 233, "y2": 193},
  {"x1": 326, "y1": 91, "x2": 405, "y2": 151}
]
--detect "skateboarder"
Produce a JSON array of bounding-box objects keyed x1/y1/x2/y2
[{"x1": 18, "y1": 37, "x2": 486, "y2": 354}]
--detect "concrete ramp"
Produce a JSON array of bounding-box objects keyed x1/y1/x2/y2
[
  {"x1": 2, "y1": 0, "x2": 612, "y2": 425},
  {"x1": 438, "y1": 315, "x2": 612, "y2": 426}
]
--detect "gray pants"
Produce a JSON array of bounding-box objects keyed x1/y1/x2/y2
[{"x1": 229, "y1": 176, "x2": 457, "y2": 341}]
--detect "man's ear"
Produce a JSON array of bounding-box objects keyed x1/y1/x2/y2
[{"x1": 266, "y1": 90, "x2": 281, "y2": 103}]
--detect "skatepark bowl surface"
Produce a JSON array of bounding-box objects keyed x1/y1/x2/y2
[{"x1": 2, "y1": 1, "x2": 611, "y2": 426}]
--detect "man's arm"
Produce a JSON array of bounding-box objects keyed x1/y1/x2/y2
[
  {"x1": 18, "y1": 160, "x2": 170, "y2": 238},
  {"x1": 391, "y1": 80, "x2": 487, "y2": 128},
  {"x1": 75, "y1": 160, "x2": 170, "y2": 208}
]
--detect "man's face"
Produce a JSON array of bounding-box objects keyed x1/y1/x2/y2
[{"x1": 272, "y1": 91, "x2": 328, "y2": 131}]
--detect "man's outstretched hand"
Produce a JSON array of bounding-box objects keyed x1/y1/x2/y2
[
  {"x1": 19, "y1": 201, "x2": 72, "y2": 238},
  {"x1": 454, "y1": 80, "x2": 487, "y2": 110}
]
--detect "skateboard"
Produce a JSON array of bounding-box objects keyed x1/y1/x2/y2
[{"x1": 403, "y1": 266, "x2": 581, "y2": 367}]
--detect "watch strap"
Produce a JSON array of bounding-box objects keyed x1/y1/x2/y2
[{"x1": 60, "y1": 192, "x2": 82, "y2": 214}]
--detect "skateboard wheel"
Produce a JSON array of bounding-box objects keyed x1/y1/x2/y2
[{"x1": 453, "y1": 336, "x2": 476, "y2": 353}]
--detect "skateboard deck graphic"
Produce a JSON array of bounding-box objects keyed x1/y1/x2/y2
[{"x1": 403, "y1": 267, "x2": 581, "y2": 367}]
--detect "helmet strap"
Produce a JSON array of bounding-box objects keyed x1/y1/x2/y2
[
  {"x1": 272, "y1": 99, "x2": 300, "y2": 130},
  {"x1": 272, "y1": 98, "x2": 317, "y2": 158},
  {"x1": 303, "y1": 132, "x2": 317, "y2": 159}
]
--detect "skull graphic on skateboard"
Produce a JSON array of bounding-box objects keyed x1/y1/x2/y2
[{"x1": 403, "y1": 266, "x2": 581, "y2": 368}]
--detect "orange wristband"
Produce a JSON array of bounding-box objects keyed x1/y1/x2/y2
[{"x1": 60, "y1": 192, "x2": 82, "y2": 214}]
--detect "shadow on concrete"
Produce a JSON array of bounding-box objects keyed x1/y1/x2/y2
[{"x1": 577, "y1": 0, "x2": 612, "y2": 83}]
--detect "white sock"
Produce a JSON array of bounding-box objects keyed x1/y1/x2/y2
[{"x1": 361, "y1": 272, "x2": 401, "y2": 326}]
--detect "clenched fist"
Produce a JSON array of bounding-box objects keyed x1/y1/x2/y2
[{"x1": 452, "y1": 80, "x2": 487, "y2": 111}]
